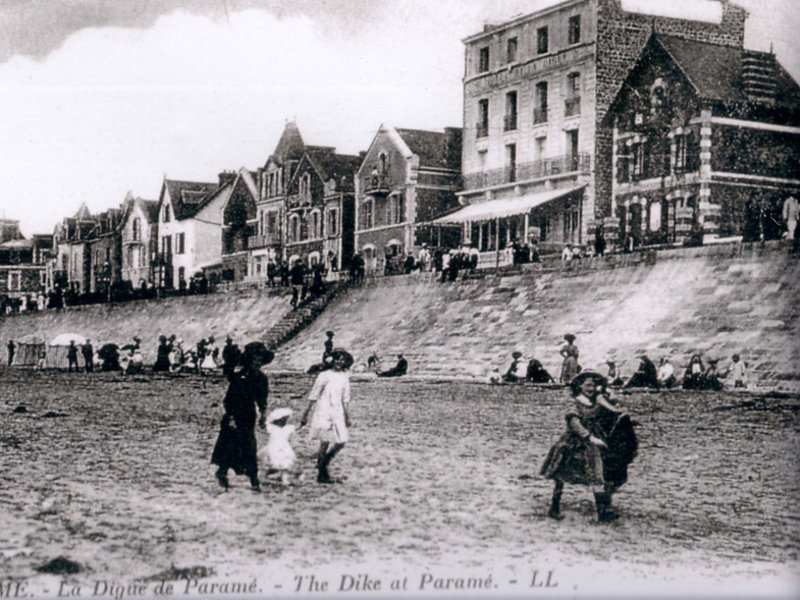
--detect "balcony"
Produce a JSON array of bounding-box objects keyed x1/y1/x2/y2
[
  {"x1": 476, "y1": 122, "x2": 488, "y2": 138},
  {"x1": 462, "y1": 152, "x2": 591, "y2": 191},
  {"x1": 503, "y1": 114, "x2": 517, "y2": 132},
  {"x1": 364, "y1": 173, "x2": 391, "y2": 195},
  {"x1": 565, "y1": 97, "x2": 581, "y2": 117},
  {"x1": 533, "y1": 107, "x2": 548, "y2": 125},
  {"x1": 248, "y1": 233, "x2": 281, "y2": 249}
]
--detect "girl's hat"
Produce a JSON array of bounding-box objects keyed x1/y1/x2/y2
[
  {"x1": 569, "y1": 371, "x2": 608, "y2": 396},
  {"x1": 330, "y1": 348, "x2": 354, "y2": 369},
  {"x1": 512, "y1": 351, "x2": 523, "y2": 359},
  {"x1": 564, "y1": 333, "x2": 576, "y2": 343},
  {"x1": 268, "y1": 407, "x2": 292, "y2": 423}
]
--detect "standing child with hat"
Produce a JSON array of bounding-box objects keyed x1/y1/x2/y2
[
  {"x1": 559, "y1": 334, "x2": 580, "y2": 384},
  {"x1": 259, "y1": 407, "x2": 299, "y2": 486},
  {"x1": 300, "y1": 348, "x2": 354, "y2": 484},
  {"x1": 540, "y1": 371, "x2": 638, "y2": 522}
]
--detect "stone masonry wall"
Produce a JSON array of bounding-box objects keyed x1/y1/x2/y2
[
  {"x1": 593, "y1": 0, "x2": 748, "y2": 219},
  {"x1": 275, "y1": 241, "x2": 799, "y2": 392}
]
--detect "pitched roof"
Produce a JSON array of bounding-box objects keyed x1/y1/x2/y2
[
  {"x1": 163, "y1": 179, "x2": 219, "y2": 220},
  {"x1": 270, "y1": 121, "x2": 306, "y2": 165},
  {"x1": 656, "y1": 35, "x2": 800, "y2": 107},
  {"x1": 73, "y1": 203, "x2": 92, "y2": 221},
  {"x1": 143, "y1": 200, "x2": 160, "y2": 223},
  {"x1": 301, "y1": 147, "x2": 362, "y2": 193},
  {"x1": 396, "y1": 128, "x2": 461, "y2": 170}
]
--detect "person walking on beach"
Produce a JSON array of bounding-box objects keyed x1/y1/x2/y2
[
  {"x1": 559, "y1": 334, "x2": 580, "y2": 384},
  {"x1": 7, "y1": 339, "x2": 15, "y2": 366},
  {"x1": 210, "y1": 342, "x2": 273, "y2": 491},
  {"x1": 540, "y1": 371, "x2": 638, "y2": 522},
  {"x1": 67, "y1": 340, "x2": 79, "y2": 373},
  {"x1": 153, "y1": 335, "x2": 171, "y2": 372},
  {"x1": 300, "y1": 349, "x2": 354, "y2": 484}
]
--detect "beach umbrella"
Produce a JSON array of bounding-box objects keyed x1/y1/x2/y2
[
  {"x1": 97, "y1": 343, "x2": 119, "y2": 358},
  {"x1": 50, "y1": 333, "x2": 87, "y2": 346},
  {"x1": 19, "y1": 334, "x2": 46, "y2": 345}
]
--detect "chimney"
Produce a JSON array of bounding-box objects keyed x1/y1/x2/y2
[
  {"x1": 218, "y1": 170, "x2": 237, "y2": 186},
  {"x1": 741, "y1": 51, "x2": 777, "y2": 105}
]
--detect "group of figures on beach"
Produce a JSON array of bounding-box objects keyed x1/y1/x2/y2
[
  {"x1": 207, "y1": 334, "x2": 639, "y2": 524},
  {"x1": 210, "y1": 340, "x2": 354, "y2": 489},
  {"x1": 497, "y1": 333, "x2": 749, "y2": 391}
]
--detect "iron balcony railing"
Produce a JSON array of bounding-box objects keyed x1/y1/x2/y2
[
  {"x1": 476, "y1": 122, "x2": 489, "y2": 138},
  {"x1": 462, "y1": 152, "x2": 591, "y2": 191},
  {"x1": 533, "y1": 107, "x2": 548, "y2": 124},
  {"x1": 364, "y1": 173, "x2": 391, "y2": 194},
  {"x1": 248, "y1": 233, "x2": 281, "y2": 249},
  {"x1": 503, "y1": 114, "x2": 517, "y2": 131}
]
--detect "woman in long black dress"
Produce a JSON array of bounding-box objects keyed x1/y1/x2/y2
[
  {"x1": 540, "y1": 371, "x2": 638, "y2": 522},
  {"x1": 210, "y1": 342, "x2": 274, "y2": 491}
]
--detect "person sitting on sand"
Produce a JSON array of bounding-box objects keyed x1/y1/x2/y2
[
  {"x1": 503, "y1": 351, "x2": 526, "y2": 383},
  {"x1": 605, "y1": 360, "x2": 625, "y2": 387},
  {"x1": 726, "y1": 354, "x2": 748, "y2": 389},
  {"x1": 377, "y1": 353, "x2": 408, "y2": 378},
  {"x1": 624, "y1": 354, "x2": 660, "y2": 389},
  {"x1": 657, "y1": 357, "x2": 676, "y2": 389},
  {"x1": 700, "y1": 359, "x2": 724, "y2": 391},
  {"x1": 526, "y1": 355, "x2": 554, "y2": 383}
]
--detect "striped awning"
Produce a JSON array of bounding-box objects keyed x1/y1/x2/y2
[{"x1": 433, "y1": 185, "x2": 585, "y2": 224}]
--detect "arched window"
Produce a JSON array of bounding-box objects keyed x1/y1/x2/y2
[
  {"x1": 310, "y1": 211, "x2": 321, "y2": 239},
  {"x1": 288, "y1": 214, "x2": 300, "y2": 242}
]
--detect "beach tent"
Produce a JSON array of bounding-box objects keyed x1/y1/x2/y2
[
  {"x1": 13, "y1": 334, "x2": 46, "y2": 366},
  {"x1": 47, "y1": 333, "x2": 87, "y2": 369}
]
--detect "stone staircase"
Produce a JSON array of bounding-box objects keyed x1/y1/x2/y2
[{"x1": 262, "y1": 281, "x2": 349, "y2": 351}]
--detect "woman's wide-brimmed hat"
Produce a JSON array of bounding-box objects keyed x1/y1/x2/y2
[
  {"x1": 330, "y1": 348, "x2": 354, "y2": 369},
  {"x1": 564, "y1": 333, "x2": 576, "y2": 343},
  {"x1": 569, "y1": 370, "x2": 608, "y2": 396},
  {"x1": 267, "y1": 407, "x2": 292, "y2": 423},
  {"x1": 242, "y1": 342, "x2": 274, "y2": 365},
  {"x1": 512, "y1": 351, "x2": 523, "y2": 359}
]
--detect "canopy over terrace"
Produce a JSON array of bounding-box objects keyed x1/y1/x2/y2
[{"x1": 433, "y1": 186, "x2": 586, "y2": 256}]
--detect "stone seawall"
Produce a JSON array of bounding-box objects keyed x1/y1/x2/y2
[
  {"x1": 0, "y1": 287, "x2": 293, "y2": 362},
  {"x1": 1, "y1": 243, "x2": 797, "y2": 391},
  {"x1": 273, "y1": 242, "x2": 800, "y2": 392}
]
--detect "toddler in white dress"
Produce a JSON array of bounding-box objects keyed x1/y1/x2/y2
[{"x1": 258, "y1": 407, "x2": 298, "y2": 486}]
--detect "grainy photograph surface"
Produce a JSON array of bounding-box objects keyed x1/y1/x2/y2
[{"x1": 1, "y1": 1, "x2": 799, "y2": 599}]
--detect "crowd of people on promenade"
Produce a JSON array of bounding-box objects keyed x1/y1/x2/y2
[{"x1": 492, "y1": 333, "x2": 749, "y2": 391}]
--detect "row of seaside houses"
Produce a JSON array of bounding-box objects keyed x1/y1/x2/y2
[{"x1": 3, "y1": 0, "x2": 799, "y2": 306}]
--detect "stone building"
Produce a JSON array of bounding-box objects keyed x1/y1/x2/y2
[
  {"x1": 284, "y1": 147, "x2": 361, "y2": 272},
  {"x1": 86, "y1": 205, "x2": 125, "y2": 297},
  {"x1": 120, "y1": 194, "x2": 159, "y2": 289},
  {"x1": 458, "y1": 0, "x2": 747, "y2": 254},
  {"x1": 51, "y1": 204, "x2": 96, "y2": 294},
  {"x1": 219, "y1": 168, "x2": 260, "y2": 282},
  {"x1": 0, "y1": 225, "x2": 51, "y2": 312},
  {"x1": 355, "y1": 125, "x2": 462, "y2": 274},
  {"x1": 607, "y1": 34, "x2": 800, "y2": 245},
  {"x1": 250, "y1": 121, "x2": 307, "y2": 271}
]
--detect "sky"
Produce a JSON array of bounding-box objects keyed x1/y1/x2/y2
[{"x1": 1, "y1": 0, "x2": 797, "y2": 237}]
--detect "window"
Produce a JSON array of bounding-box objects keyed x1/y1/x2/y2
[
  {"x1": 674, "y1": 132, "x2": 697, "y2": 172},
  {"x1": 534, "y1": 81, "x2": 548, "y2": 124},
  {"x1": 311, "y1": 211, "x2": 320, "y2": 239},
  {"x1": 132, "y1": 218, "x2": 141, "y2": 241},
  {"x1": 361, "y1": 199, "x2": 374, "y2": 230},
  {"x1": 388, "y1": 193, "x2": 405, "y2": 224},
  {"x1": 478, "y1": 46, "x2": 490, "y2": 72},
  {"x1": 162, "y1": 204, "x2": 171, "y2": 223},
  {"x1": 567, "y1": 130, "x2": 579, "y2": 171},
  {"x1": 504, "y1": 91, "x2": 518, "y2": 131},
  {"x1": 568, "y1": 15, "x2": 581, "y2": 45},
  {"x1": 535, "y1": 136, "x2": 547, "y2": 161},
  {"x1": 288, "y1": 215, "x2": 300, "y2": 242},
  {"x1": 537, "y1": 27, "x2": 549, "y2": 54},
  {"x1": 175, "y1": 232, "x2": 185, "y2": 254},
  {"x1": 299, "y1": 173, "x2": 311, "y2": 201},
  {"x1": 327, "y1": 208, "x2": 339, "y2": 236},
  {"x1": 477, "y1": 99, "x2": 489, "y2": 138},
  {"x1": 506, "y1": 144, "x2": 517, "y2": 183},
  {"x1": 506, "y1": 37, "x2": 518, "y2": 64},
  {"x1": 631, "y1": 141, "x2": 647, "y2": 179},
  {"x1": 565, "y1": 72, "x2": 581, "y2": 116},
  {"x1": 8, "y1": 271, "x2": 21, "y2": 291}
]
